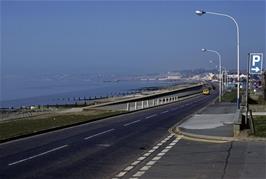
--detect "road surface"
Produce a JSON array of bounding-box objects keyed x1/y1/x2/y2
[{"x1": 0, "y1": 90, "x2": 218, "y2": 179}]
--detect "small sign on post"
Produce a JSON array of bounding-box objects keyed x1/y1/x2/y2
[{"x1": 249, "y1": 53, "x2": 263, "y2": 74}]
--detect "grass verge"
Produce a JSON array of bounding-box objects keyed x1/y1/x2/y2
[
  {"x1": 0, "y1": 109, "x2": 125, "y2": 142},
  {"x1": 254, "y1": 116, "x2": 266, "y2": 137},
  {"x1": 222, "y1": 90, "x2": 237, "y2": 102}
]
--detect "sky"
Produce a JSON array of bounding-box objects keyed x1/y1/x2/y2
[{"x1": 1, "y1": 0, "x2": 266, "y2": 76}]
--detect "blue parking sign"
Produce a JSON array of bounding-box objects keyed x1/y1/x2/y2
[{"x1": 249, "y1": 53, "x2": 263, "y2": 74}]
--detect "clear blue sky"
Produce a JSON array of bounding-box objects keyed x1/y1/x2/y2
[{"x1": 1, "y1": 0, "x2": 265, "y2": 76}]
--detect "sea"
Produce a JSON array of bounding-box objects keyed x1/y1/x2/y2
[{"x1": 0, "y1": 79, "x2": 182, "y2": 109}]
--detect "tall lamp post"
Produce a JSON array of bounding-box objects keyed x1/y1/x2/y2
[
  {"x1": 202, "y1": 48, "x2": 222, "y2": 102},
  {"x1": 195, "y1": 10, "x2": 240, "y2": 109}
]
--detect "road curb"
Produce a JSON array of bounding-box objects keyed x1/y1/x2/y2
[
  {"x1": 171, "y1": 125, "x2": 266, "y2": 143},
  {"x1": 173, "y1": 127, "x2": 236, "y2": 143}
]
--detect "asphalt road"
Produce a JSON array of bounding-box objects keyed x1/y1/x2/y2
[{"x1": 0, "y1": 90, "x2": 218, "y2": 179}]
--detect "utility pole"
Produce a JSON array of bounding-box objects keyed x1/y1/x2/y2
[
  {"x1": 245, "y1": 54, "x2": 250, "y2": 126},
  {"x1": 263, "y1": 71, "x2": 266, "y2": 101}
]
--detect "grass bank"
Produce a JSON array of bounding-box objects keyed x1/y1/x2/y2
[
  {"x1": 0, "y1": 109, "x2": 125, "y2": 142},
  {"x1": 253, "y1": 116, "x2": 266, "y2": 137}
]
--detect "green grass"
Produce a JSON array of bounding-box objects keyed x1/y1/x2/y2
[
  {"x1": 222, "y1": 90, "x2": 237, "y2": 102},
  {"x1": 0, "y1": 110, "x2": 124, "y2": 142},
  {"x1": 254, "y1": 116, "x2": 266, "y2": 137}
]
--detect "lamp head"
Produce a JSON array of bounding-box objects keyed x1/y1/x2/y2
[
  {"x1": 201, "y1": 48, "x2": 207, "y2": 52},
  {"x1": 195, "y1": 10, "x2": 206, "y2": 16}
]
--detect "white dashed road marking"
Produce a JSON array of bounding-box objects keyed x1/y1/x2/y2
[
  {"x1": 166, "y1": 145, "x2": 173, "y2": 149},
  {"x1": 152, "y1": 156, "x2": 161, "y2": 161},
  {"x1": 145, "y1": 114, "x2": 157, "y2": 119},
  {"x1": 146, "y1": 161, "x2": 156, "y2": 166},
  {"x1": 143, "y1": 152, "x2": 151, "y2": 157},
  {"x1": 84, "y1": 128, "x2": 115, "y2": 140},
  {"x1": 112, "y1": 133, "x2": 181, "y2": 179},
  {"x1": 123, "y1": 120, "x2": 141, "y2": 127},
  {"x1": 129, "y1": 135, "x2": 182, "y2": 179},
  {"x1": 160, "y1": 110, "x2": 168, "y2": 114},
  {"x1": 137, "y1": 156, "x2": 146, "y2": 161},
  {"x1": 140, "y1": 166, "x2": 151, "y2": 171},
  {"x1": 131, "y1": 161, "x2": 140, "y2": 166},
  {"x1": 8, "y1": 145, "x2": 68, "y2": 166},
  {"x1": 125, "y1": 166, "x2": 134, "y2": 171},
  {"x1": 133, "y1": 171, "x2": 145, "y2": 177},
  {"x1": 116, "y1": 171, "x2": 127, "y2": 177}
]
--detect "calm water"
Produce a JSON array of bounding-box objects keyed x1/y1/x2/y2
[{"x1": 1, "y1": 80, "x2": 180, "y2": 108}]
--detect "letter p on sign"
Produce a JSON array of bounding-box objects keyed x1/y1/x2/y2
[{"x1": 252, "y1": 55, "x2": 261, "y2": 66}]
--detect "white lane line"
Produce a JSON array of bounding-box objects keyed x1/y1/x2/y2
[
  {"x1": 133, "y1": 171, "x2": 145, "y2": 177},
  {"x1": 162, "y1": 149, "x2": 170, "y2": 153},
  {"x1": 123, "y1": 120, "x2": 141, "y2": 127},
  {"x1": 8, "y1": 145, "x2": 68, "y2": 166},
  {"x1": 157, "y1": 152, "x2": 166, "y2": 156},
  {"x1": 137, "y1": 156, "x2": 146, "y2": 161},
  {"x1": 160, "y1": 110, "x2": 168, "y2": 114},
  {"x1": 130, "y1": 136, "x2": 182, "y2": 178},
  {"x1": 124, "y1": 166, "x2": 134, "y2": 171},
  {"x1": 166, "y1": 146, "x2": 173, "y2": 149},
  {"x1": 162, "y1": 139, "x2": 168, "y2": 143},
  {"x1": 116, "y1": 171, "x2": 127, "y2": 177},
  {"x1": 140, "y1": 166, "x2": 151, "y2": 171},
  {"x1": 84, "y1": 128, "x2": 115, "y2": 140},
  {"x1": 153, "y1": 146, "x2": 159, "y2": 150},
  {"x1": 145, "y1": 114, "x2": 157, "y2": 119},
  {"x1": 131, "y1": 161, "x2": 140, "y2": 166},
  {"x1": 143, "y1": 152, "x2": 151, "y2": 157},
  {"x1": 146, "y1": 160, "x2": 156, "y2": 166},
  {"x1": 113, "y1": 134, "x2": 175, "y2": 178},
  {"x1": 157, "y1": 142, "x2": 163, "y2": 146},
  {"x1": 152, "y1": 156, "x2": 161, "y2": 161}
]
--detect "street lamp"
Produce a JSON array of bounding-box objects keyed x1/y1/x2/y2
[
  {"x1": 202, "y1": 48, "x2": 222, "y2": 102},
  {"x1": 196, "y1": 10, "x2": 240, "y2": 109}
]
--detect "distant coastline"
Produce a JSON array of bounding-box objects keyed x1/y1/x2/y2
[{"x1": 1, "y1": 80, "x2": 182, "y2": 109}]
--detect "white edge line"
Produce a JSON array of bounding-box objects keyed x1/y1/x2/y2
[
  {"x1": 8, "y1": 145, "x2": 68, "y2": 166},
  {"x1": 84, "y1": 128, "x2": 115, "y2": 140}
]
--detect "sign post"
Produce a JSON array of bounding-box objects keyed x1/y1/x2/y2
[{"x1": 246, "y1": 53, "x2": 263, "y2": 128}]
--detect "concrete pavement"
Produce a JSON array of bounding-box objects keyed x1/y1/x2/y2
[
  {"x1": 128, "y1": 102, "x2": 266, "y2": 179},
  {"x1": 177, "y1": 102, "x2": 236, "y2": 141},
  {"x1": 136, "y1": 139, "x2": 266, "y2": 179}
]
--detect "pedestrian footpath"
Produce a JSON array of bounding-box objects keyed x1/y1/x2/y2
[{"x1": 138, "y1": 102, "x2": 266, "y2": 179}]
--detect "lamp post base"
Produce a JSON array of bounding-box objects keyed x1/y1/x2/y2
[{"x1": 237, "y1": 98, "x2": 240, "y2": 109}]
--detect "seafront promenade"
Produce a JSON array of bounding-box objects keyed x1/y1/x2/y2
[{"x1": 0, "y1": 83, "x2": 205, "y2": 122}]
